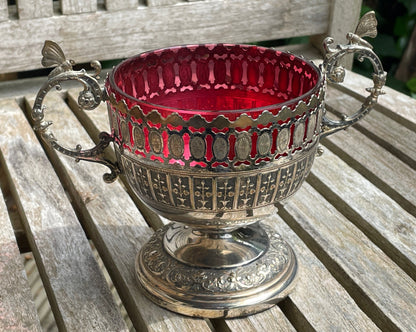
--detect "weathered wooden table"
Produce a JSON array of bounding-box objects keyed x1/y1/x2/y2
[{"x1": 0, "y1": 69, "x2": 415, "y2": 331}]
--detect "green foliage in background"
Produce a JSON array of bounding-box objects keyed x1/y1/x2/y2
[{"x1": 357, "y1": 0, "x2": 416, "y2": 96}]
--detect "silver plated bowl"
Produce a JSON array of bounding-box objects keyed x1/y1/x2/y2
[{"x1": 32, "y1": 12, "x2": 385, "y2": 318}]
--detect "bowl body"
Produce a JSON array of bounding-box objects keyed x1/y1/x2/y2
[{"x1": 105, "y1": 44, "x2": 324, "y2": 229}]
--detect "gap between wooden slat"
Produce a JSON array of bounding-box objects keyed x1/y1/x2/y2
[
  {"x1": 321, "y1": 137, "x2": 416, "y2": 218},
  {"x1": 276, "y1": 204, "x2": 399, "y2": 332},
  {"x1": 0, "y1": 155, "x2": 31, "y2": 253},
  {"x1": 24, "y1": 254, "x2": 57, "y2": 331},
  {"x1": 146, "y1": 0, "x2": 183, "y2": 6},
  {"x1": 278, "y1": 297, "x2": 315, "y2": 332},
  {"x1": 306, "y1": 172, "x2": 416, "y2": 283}
]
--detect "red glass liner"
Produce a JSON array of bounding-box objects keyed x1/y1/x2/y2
[
  {"x1": 106, "y1": 44, "x2": 321, "y2": 122},
  {"x1": 106, "y1": 44, "x2": 323, "y2": 169}
]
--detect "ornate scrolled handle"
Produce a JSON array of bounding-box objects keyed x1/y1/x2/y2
[
  {"x1": 32, "y1": 41, "x2": 121, "y2": 183},
  {"x1": 320, "y1": 11, "x2": 386, "y2": 138}
]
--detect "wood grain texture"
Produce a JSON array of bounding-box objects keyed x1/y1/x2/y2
[
  {"x1": 326, "y1": 86, "x2": 416, "y2": 168},
  {"x1": 0, "y1": 98, "x2": 128, "y2": 331},
  {"x1": 310, "y1": 147, "x2": 416, "y2": 280},
  {"x1": 322, "y1": 107, "x2": 416, "y2": 217},
  {"x1": 0, "y1": 0, "x2": 330, "y2": 73},
  {"x1": 280, "y1": 182, "x2": 416, "y2": 332},
  {"x1": 60, "y1": 0, "x2": 97, "y2": 15},
  {"x1": 0, "y1": 159, "x2": 31, "y2": 253},
  {"x1": 146, "y1": 0, "x2": 182, "y2": 6},
  {"x1": 267, "y1": 215, "x2": 379, "y2": 332},
  {"x1": 222, "y1": 212, "x2": 379, "y2": 332},
  {"x1": 0, "y1": 179, "x2": 42, "y2": 331},
  {"x1": 17, "y1": 0, "x2": 53, "y2": 19},
  {"x1": 0, "y1": 0, "x2": 8, "y2": 21},
  {"x1": 219, "y1": 305, "x2": 296, "y2": 332},
  {"x1": 329, "y1": 70, "x2": 416, "y2": 127},
  {"x1": 66, "y1": 89, "x2": 164, "y2": 230},
  {"x1": 25, "y1": 92, "x2": 212, "y2": 332},
  {"x1": 105, "y1": 0, "x2": 138, "y2": 11}
]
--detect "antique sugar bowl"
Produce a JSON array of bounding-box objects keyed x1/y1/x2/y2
[{"x1": 32, "y1": 12, "x2": 385, "y2": 318}]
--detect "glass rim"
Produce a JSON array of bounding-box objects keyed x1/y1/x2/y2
[{"x1": 106, "y1": 43, "x2": 324, "y2": 115}]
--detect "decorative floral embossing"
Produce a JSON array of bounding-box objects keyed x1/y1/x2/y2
[
  {"x1": 217, "y1": 178, "x2": 236, "y2": 209},
  {"x1": 238, "y1": 176, "x2": 256, "y2": 208},
  {"x1": 258, "y1": 172, "x2": 277, "y2": 205},
  {"x1": 122, "y1": 144, "x2": 317, "y2": 214},
  {"x1": 150, "y1": 170, "x2": 170, "y2": 204},
  {"x1": 139, "y1": 224, "x2": 292, "y2": 294},
  {"x1": 194, "y1": 178, "x2": 213, "y2": 210},
  {"x1": 171, "y1": 176, "x2": 191, "y2": 208},
  {"x1": 276, "y1": 165, "x2": 294, "y2": 200}
]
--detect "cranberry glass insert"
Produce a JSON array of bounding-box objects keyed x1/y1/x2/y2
[{"x1": 106, "y1": 44, "x2": 322, "y2": 169}]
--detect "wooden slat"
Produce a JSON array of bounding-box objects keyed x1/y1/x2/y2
[
  {"x1": 17, "y1": 0, "x2": 53, "y2": 19},
  {"x1": 218, "y1": 305, "x2": 296, "y2": 332},
  {"x1": 61, "y1": 0, "x2": 97, "y2": 14},
  {"x1": 0, "y1": 98, "x2": 128, "y2": 331},
  {"x1": 280, "y1": 182, "x2": 416, "y2": 332},
  {"x1": 311, "y1": 0, "x2": 361, "y2": 69},
  {"x1": 146, "y1": 0, "x2": 182, "y2": 6},
  {"x1": 0, "y1": 0, "x2": 7, "y2": 21},
  {"x1": 0, "y1": 173, "x2": 42, "y2": 331},
  {"x1": 0, "y1": 0, "x2": 330, "y2": 73},
  {"x1": 25, "y1": 92, "x2": 212, "y2": 332},
  {"x1": 105, "y1": 0, "x2": 138, "y2": 11}
]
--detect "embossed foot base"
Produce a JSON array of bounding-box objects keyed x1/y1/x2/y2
[{"x1": 135, "y1": 223, "x2": 297, "y2": 318}]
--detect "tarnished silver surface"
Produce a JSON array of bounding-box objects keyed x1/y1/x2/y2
[{"x1": 32, "y1": 12, "x2": 385, "y2": 318}]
